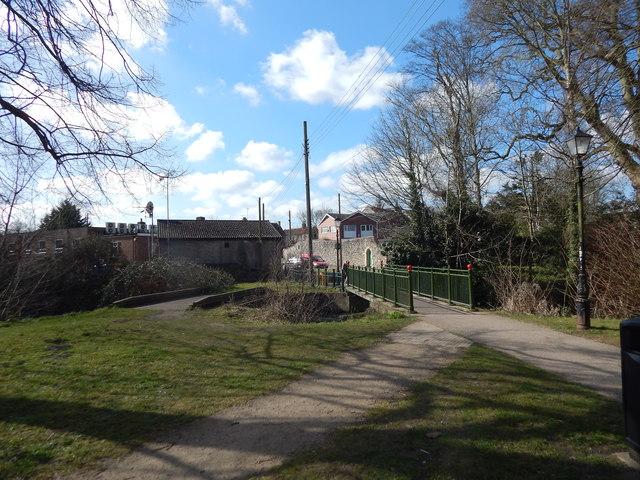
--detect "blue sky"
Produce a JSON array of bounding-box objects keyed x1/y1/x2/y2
[{"x1": 87, "y1": 0, "x2": 464, "y2": 229}]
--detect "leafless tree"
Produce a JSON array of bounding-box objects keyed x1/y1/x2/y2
[
  {"x1": 343, "y1": 82, "x2": 430, "y2": 247},
  {"x1": 0, "y1": 0, "x2": 184, "y2": 232},
  {"x1": 405, "y1": 20, "x2": 507, "y2": 207},
  {"x1": 468, "y1": 0, "x2": 640, "y2": 200}
]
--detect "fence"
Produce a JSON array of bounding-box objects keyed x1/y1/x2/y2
[
  {"x1": 286, "y1": 268, "x2": 343, "y2": 288},
  {"x1": 347, "y1": 264, "x2": 474, "y2": 310}
]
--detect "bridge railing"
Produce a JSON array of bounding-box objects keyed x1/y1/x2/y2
[
  {"x1": 347, "y1": 264, "x2": 474, "y2": 310},
  {"x1": 347, "y1": 265, "x2": 413, "y2": 310}
]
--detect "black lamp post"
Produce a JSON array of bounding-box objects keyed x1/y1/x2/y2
[{"x1": 566, "y1": 128, "x2": 593, "y2": 330}]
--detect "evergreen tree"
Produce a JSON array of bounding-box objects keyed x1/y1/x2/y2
[{"x1": 39, "y1": 200, "x2": 89, "y2": 230}]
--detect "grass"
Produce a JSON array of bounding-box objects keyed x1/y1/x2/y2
[
  {"x1": 497, "y1": 313, "x2": 622, "y2": 346},
  {"x1": 254, "y1": 344, "x2": 633, "y2": 480},
  {"x1": 0, "y1": 305, "x2": 413, "y2": 480}
]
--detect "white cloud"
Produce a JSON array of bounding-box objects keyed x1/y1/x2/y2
[
  {"x1": 185, "y1": 130, "x2": 225, "y2": 162},
  {"x1": 178, "y1": 170, "x2": 255, "y2": 201},
  {"x1": 209, "y1": 0, "x2": 248, "y2": 34},
  {"x1": 235, "y1": 140, "x2": 293, "y2": 172},
  {"x1": 234, "y1": 83, "x2": 262, "y2": 106},
  {"x1": 175, "y1": 170, "x2": 287, "y2": 220},
  {"x1": 175, "y1": 122, "x2": 205, "y2": 140},
  {"x1": 263, "y1": 30, "x2": 402, "y2": 109},
  {"x1": 194, "y1": 86, "x2": 206, "y2": 95},
  {"x1": 318, "y1": 176, "x2": 335, "y2": 189},
  {"x1": 312, "y1": 144, "x2": 368, "y2": 175}
]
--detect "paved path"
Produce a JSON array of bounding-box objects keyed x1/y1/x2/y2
[
  {"x1": 70, "y1": 309, "x2": 471, "y2": 480},
  {"x1": 413, "y1": 296, "x2": 622, "y2": 401},
  {"x1": 74, "y1": 295, "x2": 623, "y2": 479}
]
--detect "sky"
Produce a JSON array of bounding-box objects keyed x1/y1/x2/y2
[{"x1": 62, "y1": 0, "x2": 465, "y2": 230}]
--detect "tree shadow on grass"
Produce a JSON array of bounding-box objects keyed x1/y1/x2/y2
[
  {"x1": 0, "y1": 396, "x2": 198, "y2": 446},
  {"x1": 257, "y1": 344, "x2": 634, "y2": 480}
]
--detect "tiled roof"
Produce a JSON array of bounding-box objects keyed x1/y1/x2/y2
[{"x1": 157, "y1": 219, "x2": 284, "y2": 240}]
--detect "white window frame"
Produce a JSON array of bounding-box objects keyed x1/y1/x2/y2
[
  {"x1": 343, "y1": 224, "x2": 356, "y2": 238},
  {"x1": 360, "y1": 224, "x2": 374, "y2": 237}
]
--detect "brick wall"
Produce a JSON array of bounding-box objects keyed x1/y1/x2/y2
[{"x1": 159, "y1": 238, "x2": 282, "y2": 270}]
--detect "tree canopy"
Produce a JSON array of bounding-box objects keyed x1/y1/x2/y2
[
  {"x1": 39, "y1": 200, "x2": 90, "y2": 230},
  {"x1": 0, "y1": 0, "x2": 178, "y2": 234}
]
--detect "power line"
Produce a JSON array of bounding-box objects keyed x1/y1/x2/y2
[
  {"x1": 311, "y1": 0, "x2": 446, "y2": 148},
  {"x1": 264, "y1": 0, "x2": 446, "y2": 207}
]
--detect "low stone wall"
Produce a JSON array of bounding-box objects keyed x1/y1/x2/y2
[
  {"x1": 283, "y1": 237, "x2": 387, "y2": 269},
  {"x1": 112, "y1": 287, "x2": 209, "y2": 308}
]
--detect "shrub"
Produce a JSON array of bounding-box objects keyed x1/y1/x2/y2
[
  {"x1": 256, "y1": 289, "x2": 343, "y2": 324},
  {"x1": 589, "y1": 213, "x2": 640, "y2": 319},
  {"x1": 0, "y1": 237, "x2": 116, "y2": 321},
  {"x1": 100, "y1": 258, "x2": 234, "y2": 304},
  {"x1": 486, "y1": 265, "x2": 558, "y2": 316}
]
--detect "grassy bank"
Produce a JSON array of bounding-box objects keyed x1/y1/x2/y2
[
  {"x1": 500, "y1": 313, "x2": 622, "y2": 346},
  {"x1": 0, "y1": 305, "x2": 413, "y2": 479},
  {"x1": 256, "y1": 344, "x2": 632, "y2": 480}
]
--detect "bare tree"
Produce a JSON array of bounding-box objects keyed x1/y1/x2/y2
[
  {"x1": 0, "y1": 0, "x2": 183, "y2": 231},
  {"x1": 296, "y1": 205, "x2": 332, "y2": 230},
  {"x1": 343, "y1": 82, "x2": 430, "y2": 248},
  {"x1": 405, "y1": 20, "x2": 507, "y2": 207},
  {"x1": 468, "y1": 0, "x2": 640, "y2": 200}
]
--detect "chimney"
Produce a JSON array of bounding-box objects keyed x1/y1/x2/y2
[{"x1": 196, "y1": 216, "x2": 205, "y2": 221}]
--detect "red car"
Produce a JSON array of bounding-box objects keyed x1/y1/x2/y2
[{"x1": 299, "y1": 254, "x2": 328, "y2": 269}]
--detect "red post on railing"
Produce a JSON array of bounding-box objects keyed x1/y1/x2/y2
[
  {"x1": 406, "y1": 265, "x2": 415, "y2": 312},
  {"x1": 467, "y1": 263, "x2": 475, "y2": 310}
]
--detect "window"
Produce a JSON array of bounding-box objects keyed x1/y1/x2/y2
[
  {"x1": 38, "y1": 240, "x2": 46, "y2": 252},
  {"x1": 361, "y1": 224, "x2": 374, "y2": 237},
  {"x1": 112, "y1": 241, "x2": 122, "y2": 256},
  {"x1": 343, "y1": 224, "x2": 356, "y2": 238},
  {"x1": 330, "y1": 226, "x2": 336, "y2": 233},
  {"x1": 321, "y1": 226, "x2": 329, "y2": 233},
  {"x1": 55, "y1": 239, "x2": 64, "y2": 251}
]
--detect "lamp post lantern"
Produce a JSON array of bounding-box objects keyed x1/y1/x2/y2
[{"x1": 566, "y1": 128, "x2": 593, "y2": 330}]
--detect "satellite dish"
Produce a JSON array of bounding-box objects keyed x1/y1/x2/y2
[{"x1": 145, "y1": 201, "x2": 154, "y2": 216}]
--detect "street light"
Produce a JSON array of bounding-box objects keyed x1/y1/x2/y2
[{"x1": 566, "y1": 128, "x2": 593, "y2": 330}]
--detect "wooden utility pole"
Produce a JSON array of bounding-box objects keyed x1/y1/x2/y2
[
  {"x1": 258, "y1": 197, "x2": 263, "y2": 270},
  {"x1": 338, "y1": 193, "x2": 343, "y2": 268},
  {"x1": 304, "y1": 121, "x2": 313, "y2": 282}
]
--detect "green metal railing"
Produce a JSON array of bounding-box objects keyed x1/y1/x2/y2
[
  {"x1": 347, "y1": 265, "x2": 414, "y2": 310},
  {"x1": 347, "y1": 264, "x2": 474, "y2": 310},
  {"x1": 287, "y1": 268, "x2": 343, "y2": 288}
]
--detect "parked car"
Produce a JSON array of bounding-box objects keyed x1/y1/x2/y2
[
  {"x1": 283, "y1": 254, "x2": 328, "y2": 269},
  {"x1": 300, "y1": 254, "x2": 328, "y2": 269}
]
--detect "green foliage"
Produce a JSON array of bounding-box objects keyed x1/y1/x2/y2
[
  {"x1": 39, "y1": 200, "x2": 89, "y2": 230},
  {"x1": 100, "y1": 258, "x2": 235, "y2": 304}
]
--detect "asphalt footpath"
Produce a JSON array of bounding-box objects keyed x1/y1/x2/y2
[
  {"x1": 412, "y1": 296, "x2": 622, "y2": 401},
  {"x1": 136, "y1": 292, "x2": 623, "y2": 402},
  {"x1": 74, "y1": 293, "x2": 626, "y2": 479}
]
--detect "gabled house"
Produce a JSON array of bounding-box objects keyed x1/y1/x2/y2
[
  {"x1": 156, "y1": 217, "x2": 284, "y2": 272},
  {"x1": 318, "y1": 212, "x2": 378, "y2": 241},
  {"x1": 360, "y1": 206, "x2": 409, "y2": 239}
]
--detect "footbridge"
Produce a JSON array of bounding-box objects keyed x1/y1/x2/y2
[{"x1": 344, "y1": 264, "x2": 475, "y2": 312}]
